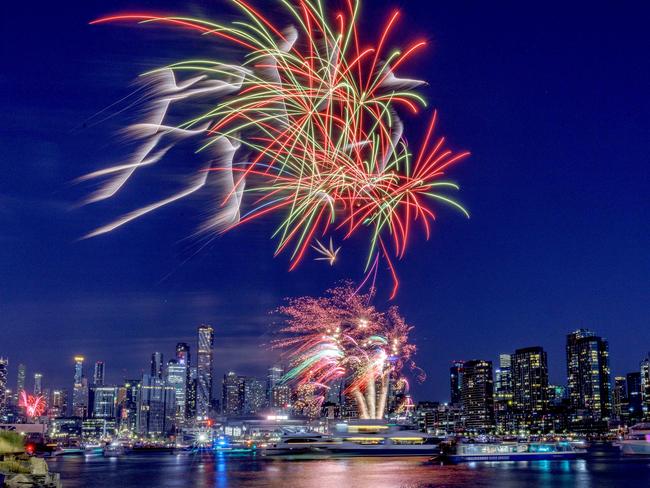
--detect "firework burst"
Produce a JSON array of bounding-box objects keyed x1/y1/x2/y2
[
  {"x1": 273, "y1": 284, "x2": 423, "y2": 419},
  {"x1": 85, "y1": 0, "x2": 469, "y2": 297},
  {"x1": 19, "y1": 391, "x2": 46, "y2": 419}
]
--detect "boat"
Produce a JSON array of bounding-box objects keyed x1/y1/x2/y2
[
  {"x1": 51, "y1": 447, "x2": 85, "y2": 457},
  {"x1": 264, "y1": 422, "x2": 440, "y2": 457},
  {"x1": 83, "y1": 444, "x2": 104, "y2": 456},
  {"x1": 617, "y1": 423, "x2": 650, "y2": 456},
  {"x1": 440, "y1": 441, "x2": 585, "y2": 463},
  {"x1": 103, "y1": 442, "x2": 126, "y2": 457}
]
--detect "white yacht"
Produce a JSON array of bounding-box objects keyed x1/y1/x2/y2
[
  {"x1": 617, "y1": 423, "x2": 650, "y2": 456},
  {"x1": 264, "y1": 422, "x2": 440, "y2": 457}
]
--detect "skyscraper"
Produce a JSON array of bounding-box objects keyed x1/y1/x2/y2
[
  {"x1": 197, "y1": 325, "x2": 214, "y2": 419},
  {"x1": 92, "y1": 386, "x2": 118, "y2": 419},
  {"x1": 175, "y1": 343, "x2": 190, "y2": 366},
  {"x1": 186, "y1": 367, "x2": 198, "y2": 419},
  {"x1": 166, "y1": 359, "x2": 188, "y2": 423},
  {"x1": 243, "y1": 377, "x2": 266, "y2": 415},
  {"x1": 626, "y1": 372, "x2": 643, "y2": 421},
  {"x1": 151, "y1": 352, "x2": 164, "y2": 380},
  {"x1": 93, "y1": 361, "x2": 105, "y2": 386},
  {"x1": 566, "y1": 329, "x2": 611, "y2": 422},
  {"x1": 15, "y1": 364, "x2": 26, "y2": 406},
  {"x1": 461, "y1": 359, "x2": 494, "y2": 431},
  {"x1": 450, "y1": 361, "x2": 465, "y2": 405},
  {"x1": 612, "y1": 376, "x2": 627, "y2": 421},
  {"x1": 510, "y1": 346, "x2": 548, "y2": 432},
  {"x1": 267, "y1": 364, "x2": 283, "y2": 402},
  {"x1": 494, "y1": 354, "x2": 513, "y2": 432},
  {"x1": 0, "y1": 358, "x2": 7, "y2": 417},
  {"x1": 137, "y1": 374, "x2": 176, "y2": 437},
  {"x1": 641, "y1": 354, "x2": 650, "y2": 418},
  {"x1": 222, "y1": 371, "x2": 245, "y2": 417},
  {"x1": 72, "y1": 356, "x2": 89, "y2": 418},
  {"x1": 34, "y1": 373, "x2": 43, "y2": 395},
  {"x1": 50, "y1": 389, "x2": 68, "y2": 418}
]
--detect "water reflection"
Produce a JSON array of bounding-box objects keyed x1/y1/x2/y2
[{"x1": 47, "y1": 450, "x2": 650, "y2": 488}]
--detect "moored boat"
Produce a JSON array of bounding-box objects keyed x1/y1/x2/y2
[
  {"x1": 617, "y1": 423, "x2": 650, "y2": 456},
  {"x1": 264, "y1": 422, "x2": 440, "y2": 457},
  {"x1": 441, "y1": 441, "x2": 584, "y2": 463}
]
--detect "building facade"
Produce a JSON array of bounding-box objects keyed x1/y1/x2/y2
[
  {"x1": 511, "y1": 346, "x2": 548, "y2": 431},
  {"x1": 450, "y1": 361, "x2": 465, "y2": 406},
  {"x1": 72, "y1": 356, "x2": 89, "y2": 418},
  {"x1": 136, "y1": 374, "x2": 176, "y2": 437},
  {"x1": 197, "y1": 325, "x2": 214, "y2": 419},
  {"x1": 93, "y1": 361, "x2": 105, "y2": 386},
  {"x1": 461, "y1": 359, "x2": 494, "y2": 431},
  {"x1": 166, "y1": 360, "x2": 188, "y2": 423},
  {"x1": 92, "y1": 386, "x2": 118, "y2": 419},
  {"x1": 566, "y1": 329, "x2": 611, "y2": 425},
  {"x1": 0, "y1": 358, "x2": 7, "y2": 417}
]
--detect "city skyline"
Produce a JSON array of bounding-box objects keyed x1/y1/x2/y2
[{"x1": 3, "y1": 325, "x2": 649, "y2": 410}]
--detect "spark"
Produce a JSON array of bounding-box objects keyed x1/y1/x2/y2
[
  {"x1": 311, "y1": 238, "x2": 340, "y2": 265},
  {"x1": 84, "y1": 1, "x2": 470, "y2": 296}
]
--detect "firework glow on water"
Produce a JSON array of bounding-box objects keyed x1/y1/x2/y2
[
  {"x1": 84, "y1": 0, "x2": 469, "y2": 297},
  {"x1": 273, "y1": 284, "x2": 423, "y2": 419}
]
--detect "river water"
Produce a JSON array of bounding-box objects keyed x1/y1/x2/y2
[{"x1": 47, "y1": 447, "x2": 650, "y2": 487}]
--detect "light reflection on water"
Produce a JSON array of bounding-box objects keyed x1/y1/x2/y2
[{"x1": 47, "y1": 450, "x2": 650, "y2": 488}]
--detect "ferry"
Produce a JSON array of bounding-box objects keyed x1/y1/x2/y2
[
  {"x1": 103, "y1": 442, "x2": 126, "y2": 457},
  {"x1": 264, "y1": 422, "x2": 441, "y2": 457},
  {"x1": 617, "y1": 423, "x2": 650, "y2": 456},
  {"x1": 440, "y1": 441, "x2": 585, "y2": 463}
]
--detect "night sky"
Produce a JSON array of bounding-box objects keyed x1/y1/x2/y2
[{"x1": 1, "y1": 1, "x2": 648, "y2": 401}]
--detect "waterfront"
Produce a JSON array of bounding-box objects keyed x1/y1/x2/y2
[{"x1": 47, "y1": 449, "x2": 650, "y2": 488}]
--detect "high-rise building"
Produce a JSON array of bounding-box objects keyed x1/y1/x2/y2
[
  {"x1": 117, "y1": 379, "x2": 140, "y2": 434},
  {"x1": 14, "y1": 363, "x2": 26, "y2": 407},
  {"x1": 566, "y1": 329, "x2": 611, "y2": 422},
  {"x1": 271, "y1": 384, "x2": 291, "y2": 412},
  {"x1": 92, "y1": 386, "x2": 118, "y2": 419},
  {"x1": 641, "y1": 354, "x2": 650, "y2": 418},
  {"x1": 461, "y1": 359, "x2": 494, "y2": 431},
  {"x1": 34, "y1": 373, "x2": 43, "y2": 395},
  {"x1": 450, "y1": 361, "x2": 465, "y2": 405},
  {"x1": 0, "y1": 358, "x2": 7, "y2": 417},
  {"x1": 626, "y1": 372, "x2": 643, "y2": 421},
  {"x1": 267, "y1": 364, "x2": 283, "y2": 403},
  {"x1": 222, "y1": 372, "x2": 245, "y2": 417},
  {"x1": 176, "y1": 343, "x2": 190, "y2": 366},
  {"x1": 72, "y1": 356, "x2": 89, "y2": 418},
  {"x1": 166, "y1": 360, "x2": 188, "y2": 423},
  {"x1": 612, "y1": 376, "x2": 627, "y2": 421},
  {"x1": 16, "y1": 363, "x2": 26, "y2": 394},
  {"x1": 93, "y1": 361, "x2": 105, "y2": 386},
  {"x1": 50, "y1": 389, "x2": 68, "y2": 418},
  {"x1": 151, "y1": 352, "x2": 164, "y2": 380},
  {"x1": 137, "y1": 374, "x2": 176, "y2": 437},
  {"x1": 197, "y1": 325, "x2": 214, "y2": 419},
  {"x1": 186, "y1": 367, "x2": 198, "y2": 419},
  {"x1": 494, "y1": 354, "x2": 514, "y2": 432},
  {"x1": 511, "y1": 346, "x2": 548, "y2": 431},
  {"x1": 243, "y1": 377, "x2": 266, "y2": 415}
]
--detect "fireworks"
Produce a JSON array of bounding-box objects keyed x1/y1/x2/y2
[
  {"x1": 85, "y1": 0, "x2": 469, "y2": 296},
  {"x1": 273, "y1": 284, "x2": 423, "y2": 419},
  {"x1": 19, "y1": 391, "x2": 46, "y2": 418}
]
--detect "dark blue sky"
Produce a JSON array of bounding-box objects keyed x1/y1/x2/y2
[{"x1": 1, "y1": 1, "x2": 648, "y2": 401}]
